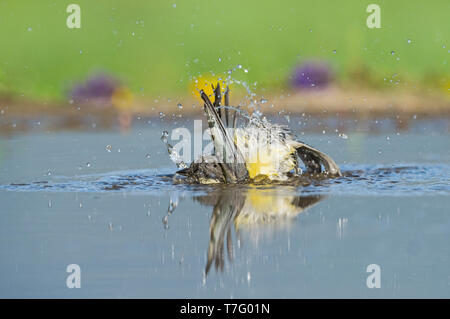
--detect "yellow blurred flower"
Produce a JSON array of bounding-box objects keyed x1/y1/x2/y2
[
  {"x1": 189, "y1": 73, "x2": 228, "y2": 102},
  {"x1": 111, "y1": 86, "x2": 134, "y2": 111},
  {"x1": 443, "y1": 79, "x2": 450, "y2": 96}
]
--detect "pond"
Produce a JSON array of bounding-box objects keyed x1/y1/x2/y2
[{"x1": 0, "y1": 115, "x2": 449, "y2": 298}]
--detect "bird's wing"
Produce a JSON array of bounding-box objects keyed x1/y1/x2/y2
[{"x1": 295, "y1": 142, "x2": 341, "y2": 176}]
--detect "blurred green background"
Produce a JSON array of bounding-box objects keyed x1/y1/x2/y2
[{"x1": 0, "y1": 0, "x2": 448, "y2": 100}]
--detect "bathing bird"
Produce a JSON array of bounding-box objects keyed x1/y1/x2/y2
[{"x1": 176, "y1": 84, "x2": 341, "y2": 184}]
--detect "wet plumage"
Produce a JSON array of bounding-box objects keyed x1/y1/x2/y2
[{"x1": 175, "y1": 84, "x2": 341, "y2": 184}]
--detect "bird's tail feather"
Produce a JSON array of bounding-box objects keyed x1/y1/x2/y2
[{"x1": 200, "y1": 88, "x2": 249, "y2": 183}]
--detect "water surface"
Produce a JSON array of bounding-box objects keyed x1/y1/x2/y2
[{"x1": 0, "y1": 117, "x2": 449, "y2": 298}]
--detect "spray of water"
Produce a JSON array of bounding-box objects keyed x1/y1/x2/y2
[{"x1": 161, "y1": 130, "x2": 188, "y2": 169}]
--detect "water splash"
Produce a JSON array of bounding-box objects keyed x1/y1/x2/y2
[
  {"x1": 1, "y1": 165, "x2": 449, "y2": 196},
  {"x1": 161, "y1": 130, "x2": 188, "y2": 169}
]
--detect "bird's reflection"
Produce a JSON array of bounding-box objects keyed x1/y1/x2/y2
[{"x1": 191, "y1": 187, "x2": 325, "y2": 276}]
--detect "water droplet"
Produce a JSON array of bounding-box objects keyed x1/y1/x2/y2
[
  {"x1": 202, "y1": 273, "x2": 206, "y2": 286},
  {"x1": 236, "y1": 64, "x2": 242, "y2": 69},
  {"x1": 244, "y1": 69, "x2": 248, "y2": 73},
  {"x1": 407, "y1": 39, "x2": 412, "y2": 44},
  {"x1": 27, "y1": 27, "x2": 32, "y2": 32},
  {"x1": 106, "y1": 145, "x2": 112, "y2": 152},
  {"x1": 145, "y1": 154, "x2": 151, "y2": 159},
  {"x1": 391, "y1": 51, "x2": 395, "y2": 55},
  {"x1": 177, "y1": 103, "x2": 183, "y2": 109},
  {"x1": 332, "y1": 49, "x2": 337, "y2": 54},
  {"x1": 161, "y1": 130, "x2": 169, "y2": 143},
  {"x1": 86, "y1": 162, "x2": 91, "y2": 167},
  {"x1": 339, "y1": 133, "x2": 348, "y2": 139}
]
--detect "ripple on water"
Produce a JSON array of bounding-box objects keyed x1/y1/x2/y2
[{"x1": 0, "y1": 165, "x2": 449, "y2": 196}]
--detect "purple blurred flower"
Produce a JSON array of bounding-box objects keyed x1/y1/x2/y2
[
  {"x1": 291, "y1": 61, "x2": 333, "y2": 90},
  {"x1": 70, "y1": 74, "x2": 119, "y2": 104}
]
